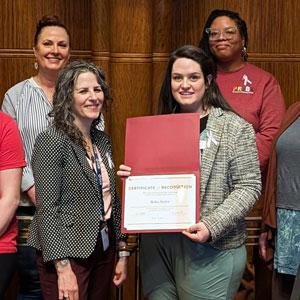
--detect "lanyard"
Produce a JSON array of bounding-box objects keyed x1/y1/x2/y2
[
  {"x1": 92, "y1": 143, "x2": 103, "y2": 187},
  {"x1": 92, "y1": 143, "x2": 105, "y2": 220}
]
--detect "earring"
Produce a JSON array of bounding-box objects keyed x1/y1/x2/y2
[
  {"x1": 207, "y1": 74, "x2": 213, "y2": 85},
  {"x1": 34, "y1": 61, "x2": 38, "y2": 70},
  {"x1": 241, "y1": 46, "x2": 248, "y2": 60}
]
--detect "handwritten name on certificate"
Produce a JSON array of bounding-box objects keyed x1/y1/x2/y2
[{"x1": 123, "y1": 174, "x2": 196, "y2": 232}]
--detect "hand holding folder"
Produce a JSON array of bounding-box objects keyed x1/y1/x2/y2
[{"x1": 122, "y1": 113, "x2": 201, "y2": 233}]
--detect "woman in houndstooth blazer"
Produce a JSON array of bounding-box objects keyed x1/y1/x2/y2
[
  {"x1": 118, "y1": 45, "x2": 262, "y2": 300},
  {"x1": 28, "y1": 60, "x2": 128, "y2": 300}
]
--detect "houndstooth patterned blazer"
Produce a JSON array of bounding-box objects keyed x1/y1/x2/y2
[
  {"x1": 27, "y1": 127, "x2": 125, "y2": 262},
  {"x1": 200, "y1": 107, "x2": 261, "y2": 250}
]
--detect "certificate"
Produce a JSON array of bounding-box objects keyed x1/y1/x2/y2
[
  {"x1": 122, "y1": 113, "x2": 200, "y2": 233},
  {"x1": 123, "y1": 174, "x2": 196, "y2": 232}
]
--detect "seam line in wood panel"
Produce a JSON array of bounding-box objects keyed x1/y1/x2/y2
[
  {"x1": 0, "y1": 49, "x2": 92, "y2": 58},
  {"x1": 249, "y1": 53, "x2": 300, "y2": 62},
  {"x1": 245, "y1": 216, "x2": 262, "y2": 221},
  {"x1": 2, "y1": 50, "x2": 299, "y2": 62}
]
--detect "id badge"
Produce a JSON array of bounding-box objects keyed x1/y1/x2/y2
[{"x1": 101, "y1": 224, "x2": 109, "y2": 251}]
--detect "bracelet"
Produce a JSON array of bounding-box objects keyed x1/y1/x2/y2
[
  {"x1": 118, "y1": 245, "x2": 130, "y2": 251},
  {"x1": 118, "y1": 250, "x2": 130, "y2": 258},
  {"x1": 54, "y1": 258, "x2": 70, "y2": 268}
]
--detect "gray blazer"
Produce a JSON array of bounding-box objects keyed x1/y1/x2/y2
[
  {"x1": 28, "y1": 127, "x2": 125, "y2": 262},
  {"x1": 200, "y1": 107, "x2": 261, "y2": 249}
]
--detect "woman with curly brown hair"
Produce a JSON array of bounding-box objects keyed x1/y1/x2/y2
[{"x1": 28, "y1": 60, "x2": 128, "y2": 300}]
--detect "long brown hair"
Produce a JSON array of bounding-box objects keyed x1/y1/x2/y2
[{"x1": 158, "y1": 45, "x2": 233, "y2": 114}]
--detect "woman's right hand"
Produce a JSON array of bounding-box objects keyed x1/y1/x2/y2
[
  {"x1": 117, "y1": 164, "x2": 132, "y2": 178},
  {"x1": 55, "y1": 261, "x2": 79, "y2": 300}
]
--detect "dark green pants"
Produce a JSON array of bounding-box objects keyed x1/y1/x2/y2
[{"x1": 140, "y1": 233, "x2": 246, "y2": 300}]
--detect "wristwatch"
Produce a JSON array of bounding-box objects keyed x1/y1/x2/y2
[{"x1": 118, "y1": 250, "x2": 130, "y2": 258}]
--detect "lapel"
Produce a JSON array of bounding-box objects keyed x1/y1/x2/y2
[
  {"x1": 93, "y1": 131, "x2": 116, "y2": 193},
  {"x1": 200, "y1": 107, "x2": 226, "y2": 197},
  {"x1": 70, "y1": 137, "x2": 101, "y2": 197},
  {"x1": 70, "y1": 130, "x2": 115, "y2": 200}
]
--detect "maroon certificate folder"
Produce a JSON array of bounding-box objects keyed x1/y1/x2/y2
[{"x1": 122, "y1": 113, "x2": 200, "y2": 233}]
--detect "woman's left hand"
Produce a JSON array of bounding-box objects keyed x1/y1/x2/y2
[
  {"x1": 182, "y1": 221, "x2": 211, "y2": 243},
  {"x1": 113, "y1": 257, "x2": 128, "y2": 287},
  {"x1": 258, "y1": 232, "x2": 268, "y2": 261}
]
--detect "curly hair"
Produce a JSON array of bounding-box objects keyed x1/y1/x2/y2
[
  {"x1": 34, "y1": 15, "x2": 70, "y2": 46},
  {"x1": 50, "y1": 60, "x2": 112, "y2": 147},
  {"x1": 158, "y1": 45, "x2": 233, "y2": 114},
  {"x1": 199, "y1": 9, "x2": 248, "y2": 62}
]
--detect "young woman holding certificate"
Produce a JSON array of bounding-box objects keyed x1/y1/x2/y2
[{"x1": 118, "y1": 45, "x2": 261, "y2": 300}]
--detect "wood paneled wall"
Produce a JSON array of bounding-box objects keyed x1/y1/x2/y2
[
  {"x1": 0, "y1": 1, "x2": 91, "y2": 99},
  {"x1": 1, "y1": 1, "x2": 300, "y2": 300}
]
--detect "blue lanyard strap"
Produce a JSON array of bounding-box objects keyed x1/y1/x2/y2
[
  {"x1": 92, "y1": 143, "x2": 103, "y2": 187},
  {"x1": 92, "y1": 143, "x2": 105, "y2": 220}
]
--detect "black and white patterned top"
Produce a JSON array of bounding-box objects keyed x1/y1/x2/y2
[{"x1": 27, "y1": 126, "x2": 126, "y2": 262}]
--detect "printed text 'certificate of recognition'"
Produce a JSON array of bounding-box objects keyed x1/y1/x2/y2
[
  {"x1": 124, "y1": 174, "x2": 196, "y2": 231},
  {"x1": 122, "y1": 113, "x2": 200, "y2": 233}
]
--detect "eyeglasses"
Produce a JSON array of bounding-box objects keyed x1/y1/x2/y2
[{"x1": 205, "y1": 27, "x2": 238, "y2": 40}]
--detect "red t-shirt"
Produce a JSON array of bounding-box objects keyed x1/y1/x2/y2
[
  {"x1": 216, "y1": 63, "x2": 286, "y2": 173},
  {"x1": 0, "y1": 112, "x2": 26, "y2": 253}
]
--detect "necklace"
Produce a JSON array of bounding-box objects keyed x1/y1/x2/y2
[
  {"x1": 200, "y1": 109, "x2": 209, "y2": 119},
  {"x1": 88, "y1": 152, "x2": 95, "y2": 164},
  {"x1": 85, "y1": 139, "x2": 95, "y2": 163}
]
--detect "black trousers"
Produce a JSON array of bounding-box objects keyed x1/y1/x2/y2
[{"x1": 0, "y1": 253, "x2": 17, "y2": 298}]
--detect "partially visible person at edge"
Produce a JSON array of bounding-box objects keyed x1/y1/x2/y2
[
  {"x1": 0, "y1": 112, "x2": 26, "y2": 299},
  {"x1": 199, "y1": 9, "x2": 285, "y2": 175},
  {"x1": 118, "y1": 45, "x2": 261, "y2": 300},
  {"x1": 27, "y1": 60, "x2": 128, "y2": 300},
  {"x1": 1, "y1": 15, "x2": 70, "y2": 299},
  {"x1": 260, "y1": 101, "x2": 300, "y2": 299}
]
